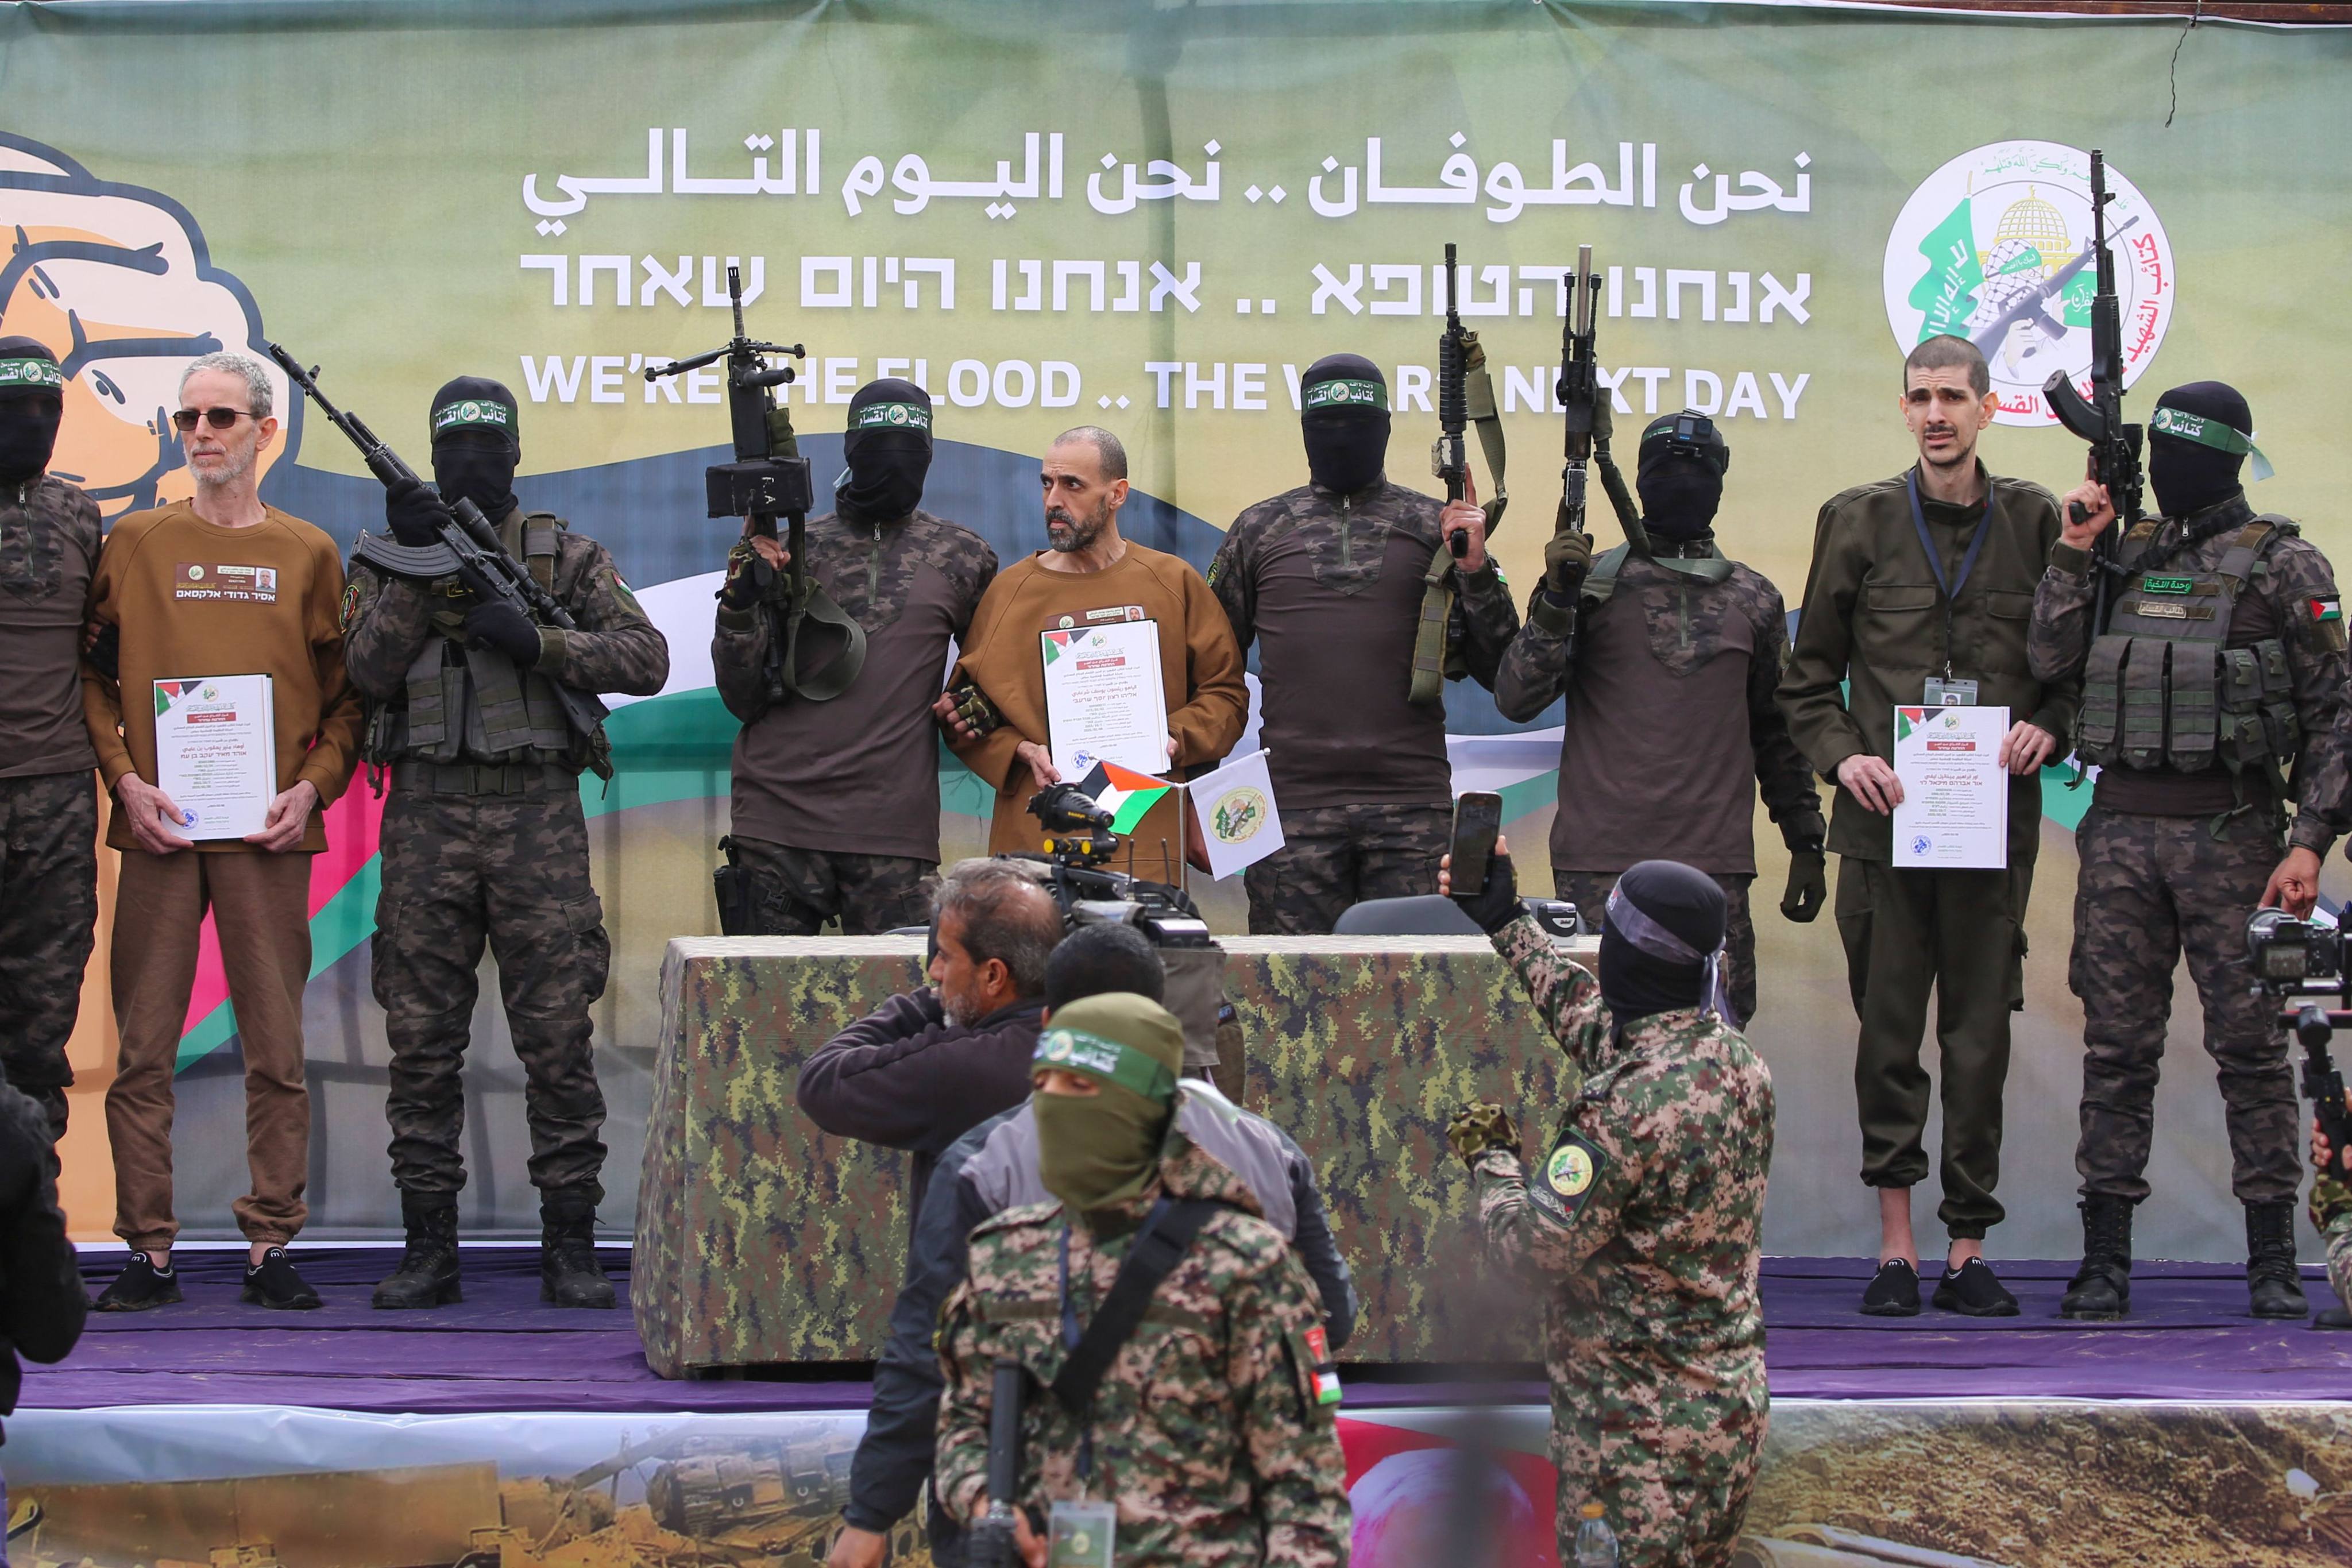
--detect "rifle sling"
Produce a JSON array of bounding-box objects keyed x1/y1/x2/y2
[
  {"x1": 1051, "y1": 1196, "x2": 1224, "y2": 1418},
  {"x1": 774, "y1": 578, "x2": 868, "y2": 702},
  {"x1": 1408, "y1": 546, "x2": 1457, "y2": 708},
  {"x1": 1461, "y1": 329, "x2": 1508, "y2": 532}
]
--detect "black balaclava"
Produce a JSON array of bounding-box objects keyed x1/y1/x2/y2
[
  {"x1": 837, "y1": 377, "x2": 933, "y2": 525},
  {"x1": 1633, "y1": 410, "x2": 1730, "y2": 544},
  {"x1": 429, "y1": 376, "x2": 521, "y2": 519},
  {"x1": 0, "y1": 336, "x2": 64, "y2": 488},
  {"x1": 1300, "y1": 353, "x2": 1391, "y2": 495},
  {"x1": 1597, "y1": 859, "x2": 1728, "y2": 1024},
  {"x1": 2148, "y1": 381, "x2": 2263, "y2": 519}
]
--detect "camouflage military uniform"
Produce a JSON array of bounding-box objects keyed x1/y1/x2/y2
[
  {"x1": 713, "y1": 509, "x2": 994, "y2": 934},
  {"x1": 2030, "y1": 499, "x2": 2349, "y2": 1206},
  {"x1": 1498, "y1": 550, "x2": 1822, "y2": 1028},
  {"x1": 0, "y1": 476, "x2": 104, "y2": 1137},
  {"x1": 936, "y1": 1136, "x2": 1351, "y2": 1568},
  {"x1": 1466, "y1": 914, "x2": 1774, "y2": 1568},
  {"x1": 1210, "y1": 481, "x2": 1518, "y2": 934},
  {"x1": 2314, "y1": 1171, "x2": 2352, "y2": 1313},
  {"x1": 343, "y1": 511, "x2": 669, "y2": 1198}
]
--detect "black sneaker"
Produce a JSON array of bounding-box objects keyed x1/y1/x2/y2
[
  {"x1": 1933, "y1": 1257, "x2": 2020, "y2": 1318},
  {"x1": 1860, "y1": 1258, "x2": 1921, "y2": 1316},
  {"x1": 92, "y1": 1251, "x2": 182, "y2": 1312},
  {"x1": 240, "y1": 1248, "x2": 322, "y2": 1310}
]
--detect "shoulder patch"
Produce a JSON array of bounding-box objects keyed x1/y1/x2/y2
[
  {"x1": 340, "y1": 580, "x2": 361, "y2": 632},
  {"x1": 1542, "y1": 1129, "x2": 1603, "y2": 1214}
]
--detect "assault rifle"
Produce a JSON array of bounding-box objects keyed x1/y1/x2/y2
[
  {"x1": 2042, "y1": 149, "x2": 2145, "y2": 636},
  {"x1": 645, "y1": 264, "x2": 865, "y2": 701},
  {"x1": 1435, "y1": 242, "x2": 1472, "y2": 559},
  {"x1": 1553, "y1": 244, "x2": 1643, "y2": 553},
  {"x1": 964, "y1": 1359, "x2": 1026, "y2": 1568},
  {"x1": 262, "y1": 343, "x2": 612, "y2": 774}
]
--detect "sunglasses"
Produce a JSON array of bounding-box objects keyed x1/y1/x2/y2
[{"x1": 171, "y1": 407, "x2": 254, "y2": 432}]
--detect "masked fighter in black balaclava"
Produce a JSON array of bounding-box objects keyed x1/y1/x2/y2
[
  {"x1": 2033, "y1": 378, "x2": 2346, "y2": 1325},
  {"x1": 1495, "y1": 408, "x2": 1825, "y2": 1030},
  {"x1": 342, "y1": 372, "x2": 669, "y2": 1312},
  {"x1": 712, "y1": 376, "x2": 998, "y2": 934},
  {"x1": 1205, "y1": 352, "x2": 1520, "y2": 934},
  {"x1": 0, "y1": 335, "x2": 104, "y2": 1140},
  {"x1": 1443, "y1": 841, "x2": 1775, "y2": 1565}
]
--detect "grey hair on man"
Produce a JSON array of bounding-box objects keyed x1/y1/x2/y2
[
  {"x1": 179, "y1": 350, "x2": 276, "y2": 420},
  {"x1": 933, "y1": 858, "x2": 1061, "y2": 1001},
  {"x1": 1052, "y1": 424, "x2": 1127, "y2": 481}
]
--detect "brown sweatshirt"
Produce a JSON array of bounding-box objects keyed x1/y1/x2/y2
[
  {"x1": 947, "y1": 542, "x2": 1248, "y2": 883},
  {"x1": 82, "y1": 502, "x2": 362, "y2": 853}
]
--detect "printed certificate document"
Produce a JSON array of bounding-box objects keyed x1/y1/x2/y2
[
  {"x1": 1040, "y1": 621, "x2": 1169, "y2": 781},
  {"x1": 1891, "y1": 704, "x2": 2008, "y2": 870},
  {"x1": 153, "y1": 674, "x2": 277, "y2": 841}
]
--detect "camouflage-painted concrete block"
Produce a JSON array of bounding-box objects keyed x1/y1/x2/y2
[{"x1": 636, "y1": 933, "x2": 1594, "y2": 1374}]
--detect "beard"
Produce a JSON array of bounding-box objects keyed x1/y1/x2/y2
[
  {"x1": 190, "y1": 439, "x2": 257, "y2": 488},
  {"x1": 1045, "y1": 496, "x2": 1111, "y2": 553}
]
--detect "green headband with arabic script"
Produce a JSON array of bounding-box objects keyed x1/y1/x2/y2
[
  {"x1": 0, "y1": 359, "x2": 64, "y2": 393},
  {"x1": 850, "y1": 401, "x2": 932, "y2": 432},
  {"x1": 1303, "y1": 378, "x2": 1389, "y2": 413},
  {"x1": 2152, "y1": 403, "x2": 2274, "y2": 483},
  {"x1": 1031, "y1": 1026, "x2": 1179, "y2": 1105},
  {"x1": 432, "y1": 397, "x2": 518, "y2": 439}
]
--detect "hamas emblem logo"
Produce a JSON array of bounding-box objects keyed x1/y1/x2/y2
[
  {"x1": 1545, "y1": 1140, "x2": 1594, "y2": 1198},
  {"x1": 1212, "y1": 787, "x2": 1268, "y2": 844},
  {"x1": 1882, "y1": 142, "x2": 2174, "y2": 428}
]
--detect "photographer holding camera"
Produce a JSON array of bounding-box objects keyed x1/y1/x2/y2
[{"x1": 795, "y1": 859, "x2": 1062, "y2": 1221}]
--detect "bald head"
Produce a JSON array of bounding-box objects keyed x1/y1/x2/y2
[{"x1": 1052, "y1": 425, "x2": 1127, "y2": 481}]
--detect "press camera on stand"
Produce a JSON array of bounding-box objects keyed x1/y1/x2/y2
[
  {"x1": 2246, "y1": 906, "x2": 2352, "y2": 1328},
  {"x1": 1006, "y1": 783, "x2": 1213, "y2": 949}
]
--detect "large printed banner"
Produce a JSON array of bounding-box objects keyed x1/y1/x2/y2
[{"x1": 4, "y1": 2, "x2": 2347, "y2": 1248}]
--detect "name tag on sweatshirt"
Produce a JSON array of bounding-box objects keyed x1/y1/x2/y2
[{"x1": 174, "y1": 562, "x2": 279, "y2": 603}]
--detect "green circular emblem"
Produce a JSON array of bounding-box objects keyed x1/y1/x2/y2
[{"x1": 1546, "y1": 1142, "x2": 1593, "y2": 1198}]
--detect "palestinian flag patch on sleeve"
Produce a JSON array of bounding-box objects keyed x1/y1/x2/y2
[
  {"x1": 1291, "y1": 1324, "x2": 1343, "y2": 1408},
  {"x1": 2311, "y1": 598, "x2": 2342, "y2": 624}
]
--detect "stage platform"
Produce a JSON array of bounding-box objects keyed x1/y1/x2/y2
[
  {"x1": 36, "y1": 1247, "x2": 2352, "y2": 1415},
  {"x1": 19, "y1": 1248, "x2": 2352, "y2": 1568}
]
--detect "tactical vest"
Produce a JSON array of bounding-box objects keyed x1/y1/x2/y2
[
  {"x1": 365, "y1": 513, "x2": 600, "y2": 774},
  {"x1": 2075, "y1": 516, "x2": 2300, "y2": 778}
]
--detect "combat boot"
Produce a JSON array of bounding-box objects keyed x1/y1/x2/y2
[
  {"x1": 2059, "y1": 1195, "x2": 2133, "y2": 1320},
  {"x1": 539, "y1": 1189, "x2": 616, "y2": 1310},
  {"x1": 2246, "y1": 1199, "x2": 2311, "y2": 1319},
  {"x1": 372, "y1": 1194, "x2": 462, "y2": 1309}
]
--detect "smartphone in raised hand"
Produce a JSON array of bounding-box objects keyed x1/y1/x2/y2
[{"x1": 1450, "y1": 791, "x2": 1503, "y2": 898}]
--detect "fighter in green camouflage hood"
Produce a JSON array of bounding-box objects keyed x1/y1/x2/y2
[{"x1": 1029, "y1": 992, "x2": 1184, "y2": 1227}]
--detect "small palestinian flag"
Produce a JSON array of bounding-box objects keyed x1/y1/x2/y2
[
  {"x1": 1301, "y1": 1324, "x2": 1343, "y2": 1407},
  {"x1": 2312, "y1": 598, "x2": 2342, "y2": 625},
  {"x1": 1077, "y1": 759, "x2": 1171, "y2": 832}
]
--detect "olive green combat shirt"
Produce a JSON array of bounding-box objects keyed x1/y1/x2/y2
[{"x1": 1777, "y1": 460, "x2": 2076, "y2": 863}]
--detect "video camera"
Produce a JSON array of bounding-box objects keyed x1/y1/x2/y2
[
  {"x1": 1003, "y1": 783, "x2": 1212, "y2": 949},
  {"x1": 2244, "y1": 907, "x2": 2352, "y2": 1175}
]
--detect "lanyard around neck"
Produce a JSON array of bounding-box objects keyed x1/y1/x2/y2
[{"x1": 1906, "y1": 469, "x2": 1994, "y2": 680}]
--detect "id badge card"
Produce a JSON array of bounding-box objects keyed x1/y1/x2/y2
[
  {"x1": 1923, "y1": 677, "x2": 1979, "y2": 707},
  {"x1": 1049, "y1": 1500, "x2": 1118, "y2": 1567}
]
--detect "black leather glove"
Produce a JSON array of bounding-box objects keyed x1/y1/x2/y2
[
  {"x1": 385, "y1": 475, "x2": 454, "y2": 549},
  {"x1": 717, "y1": 540, "x2": 763, "y2": 613},
  {"x1": 1544, "y1": 530, "x2": 1594, "y2": 597},
  {"x1": 1781, "y1": 848, "x2": 1827, "y2": 924},
  {"x1": 1450, "y1": 849, "x2": 1521, "y2": 935},
  {"x1": 463, "y1": 601, "x2": 542, "y2": 666}
]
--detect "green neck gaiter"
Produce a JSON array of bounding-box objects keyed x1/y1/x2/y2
[
  {"x1": 1030, "y1": 996, "x2": 1187, "y2": 1231},
  {"x1": 1034, "y1": 1081, "x2": 1168, "y2": 1225}
]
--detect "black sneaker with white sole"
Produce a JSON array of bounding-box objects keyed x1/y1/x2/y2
[
  {"x1": 92, "y1": 1251, "x2": 182, "y2": 1312},
  {"x1": 1860, "y1": 1258, "x2": 1921, "y2": 1316},
  {"x1": 241, "y1": 1247, "x2": 322, "y2": 1310}
]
